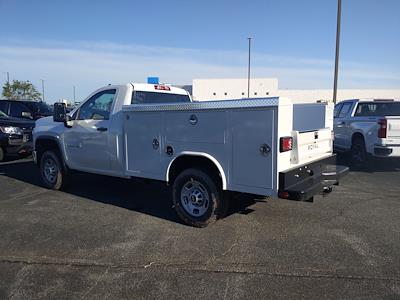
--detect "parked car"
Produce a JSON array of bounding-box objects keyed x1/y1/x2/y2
[
  {"x1": 0, "y1": 99, "x2": 53, "y2": 120},
  {"x1": 33, "y1": 83, "x2": 347, "y2": 227},
  {"x1": 0, "y1": 110, "x2": 35, "y2": 161},
  {"x1": 333, "y1": 99, "x2": 400, "y2": 164}
]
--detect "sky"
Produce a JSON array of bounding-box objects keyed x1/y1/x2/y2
[{"x1": 0, "y1": 0, "x2": 399, "y2": 103}]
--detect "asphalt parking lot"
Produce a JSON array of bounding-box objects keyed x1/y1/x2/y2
[{"x1": 0, "y1": 155, "x2": 399, "y2": 299}]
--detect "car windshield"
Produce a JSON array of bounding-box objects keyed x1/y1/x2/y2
[
  {"x1": 38, "y1": 102, "x2": 53, "y2": 114},
  {"x1": 23, "y1": 101, "x2": 53, "y2": 114},
  {"x1": 0, "y1": 110, "x2": 10, "y2": 118}
]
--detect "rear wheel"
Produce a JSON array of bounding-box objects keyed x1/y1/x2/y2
[
  {"x1": 351, "y1": 137, "x2": 367, "y2": 165},
  {"x1": 40, "y1": 150, "x2": 68, "y2": 190},
  {"x1": 172, "y1": 168, "x2": 226, "y2": 227}
]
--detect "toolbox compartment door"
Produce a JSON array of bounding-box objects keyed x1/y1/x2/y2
[
  {"x1": 124, "y1": 111, "x2": 165, "y2": 180},
  {"x1": 231, "y1": 109, "x2": 275, "y2": 190}
]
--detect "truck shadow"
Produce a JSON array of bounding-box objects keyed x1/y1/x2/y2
[
  {"x1": 0, "y1": 159, "x2": 258, "y2": 225},
  {"x1": 336, "y1": 153, "x2": 400, "y2": 173}
]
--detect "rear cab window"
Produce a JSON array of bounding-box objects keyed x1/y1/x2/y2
[
  {"x1": 354, "y1": 102, "x2": 400, "y2": 117},
  {"x1": 131, "y1": 90, "x2": 191, "y2": 104}
]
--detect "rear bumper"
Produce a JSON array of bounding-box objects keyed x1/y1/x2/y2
[
  {"x1": 278, "y1": 154, "x2": 349, "y2": 201},
  {"x1": 373, "y1": 145, "x2": 400, "y2": 157}
]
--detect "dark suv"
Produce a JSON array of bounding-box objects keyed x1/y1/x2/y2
[
  {"x1": 0, "y1": 110, "x2": 35, "y2": 161},
  {"x1": 0, "y1": 99, "x2": 53, "y2": 120}
]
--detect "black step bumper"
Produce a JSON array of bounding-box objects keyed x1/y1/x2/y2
[{"x1": 278, "y1": 154, "x2": 349, "y2": 201}]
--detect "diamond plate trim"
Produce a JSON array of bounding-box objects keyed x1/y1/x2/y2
[{"x1": 122, "y1": 97, "x2": 287, "y2": 112}]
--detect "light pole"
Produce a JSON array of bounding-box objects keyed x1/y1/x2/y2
[
  {"x1": 247, "y1": 37, "x2": 252, "y2": 98},
  {"x1": 333, "y1": 0, "x2": 342, "y2": 104},
  {"x1": 2, "y1": 72, "x2": 9, "y2": 84},
  {"x1": 41, "y1": 79, "x2": 45, "y2": 101},
  {"x1": 73, "y1": 86, "x2": 76, "y2": 103}
]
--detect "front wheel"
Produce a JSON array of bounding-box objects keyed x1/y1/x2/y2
[
  {"x1": 172, "y1": 168, "x2": 226, "y2": 227},
  {"x1": 40, "y1": 150, "x2": 68, "y2": 190}
]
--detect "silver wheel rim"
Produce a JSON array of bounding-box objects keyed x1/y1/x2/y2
[
  {"x1": 43, "y1": 158, "x2": 58, "y2": 184},
  {"x1": 180, "y1": 179, "x2": 210, "y2": 217}
]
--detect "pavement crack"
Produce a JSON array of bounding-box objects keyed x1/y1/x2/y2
[
  {"x1": 0, "y1": 190, "x2": 49, "y2": 203},
  {"x1": 144, "y1": 261, "x2": 155, "y2": 268},
  {"x1": 79, "y1": 266, "x2": 109, "y2": 300},
  {"x1": 223, "y1": 277, "x2": 230, "y2": 300},
  {"x1": 222, "y1": 242, "x2": 238, "y2": 256},
  {"x1": 1, "y1": 256, "x2": 399, "y2": 283}
]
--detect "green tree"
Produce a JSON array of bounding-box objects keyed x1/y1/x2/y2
[{"x1": 2, "y1": 80, "x2": 42, "y2": 101}]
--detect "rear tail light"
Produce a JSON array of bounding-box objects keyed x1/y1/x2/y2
[
  {"x1": 280, "y1": 137, "x2": 293, "y2": 152},
  {"x1": 378, "y1": 119, "x2": 387, "y2": 138},
  {"x1": 278, "y1": 191, "x2": 290, "y2": 199}
]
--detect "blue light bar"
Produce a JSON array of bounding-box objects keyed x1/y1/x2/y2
[{"x1": 147, "y1": 77, "x2": 159, "y2": 84}]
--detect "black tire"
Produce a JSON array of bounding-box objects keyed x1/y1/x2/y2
[
  {"x1": 40, "y1": 150, "x2": 68, "y2": 190},
  {"x1": 0, "y1": 147, "x2": 4, "y2": 162},
  {"x1": 351, "y1": 137, "x2": 367, "y2": 166},
  {"x1": 172, "y1": 168, "x2": 226, "y2": 227}
]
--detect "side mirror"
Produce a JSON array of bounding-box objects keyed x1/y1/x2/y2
[
  {"x1": 53, "y1": 103, "x2": 67, "y2": 122},
  {"x1": 21, "y1": 111, "x2": 33, "y2": 119}
]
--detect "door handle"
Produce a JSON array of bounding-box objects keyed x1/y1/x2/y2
[{"x1": 96, "y1": 127, "x2": 108, "y2": 132}]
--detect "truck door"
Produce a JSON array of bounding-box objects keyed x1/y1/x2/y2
[
  {"x1": 334, "y1": 102, "x2": 353, "y2": 149},
  {"x1": 63, "y1": 89, "x2": 116, "y2": 172}
]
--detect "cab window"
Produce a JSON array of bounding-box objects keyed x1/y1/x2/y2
[
  {"x1": 337, "y1": 102, "x2": 353, "y2": 118},
  {"x1": 77, "y1": 89, "x2": 116, "y2": 120},
  {"x1": 334, "y1": 103, "x2": 343, "y2": 118}
]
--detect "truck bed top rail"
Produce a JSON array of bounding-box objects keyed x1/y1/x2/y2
[{"x1": 122, "y1": 97, "x2": 291, "y2": 112}]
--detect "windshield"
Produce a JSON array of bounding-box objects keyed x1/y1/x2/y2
[
  {"x1": 131, "y1": 91, "x2": 191, "y2": 104},
  {"x1": 0, "y1": 110, "x2": 9, "y2": 118},
  {"x1": 38, "y1": 102, "x2": 53, "y2": 114},
  {"x1": 354, "y1": 102, "x2": 400, "y2": 117},
  {"x1": 23, "y1": 101, "x2": 53, "y2": 114}
]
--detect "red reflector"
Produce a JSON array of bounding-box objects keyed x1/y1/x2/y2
[
  {"x1": 378, "y1": 119, "x2": 387, "y2": 138},
  {"x1": 280, "y1": 137, "x2": 293, "y2": 152},
  {"x1": 154, "y1": 85, "x2": 170, "y2": 91},
  {"x1": 278, "y1": 191, "x2": 290, "y2": 199}
]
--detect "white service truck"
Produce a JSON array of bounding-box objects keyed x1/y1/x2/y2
[
  {"x1": 334, "y1": 99, "x2": 400, "y2": 163},
  {"x1": 33, "y1": 83, "x2": 348, "y2": 227}
]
